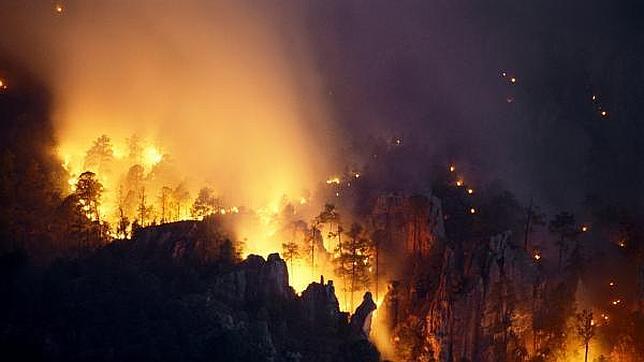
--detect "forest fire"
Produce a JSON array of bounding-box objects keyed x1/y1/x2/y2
[{"x1": 0, "y1": 2, "x2": 642, "y2": 362}]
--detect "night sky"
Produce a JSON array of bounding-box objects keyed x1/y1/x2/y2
[{"x1": 301, "y1": 0, "x2": 644, "y2": 214}]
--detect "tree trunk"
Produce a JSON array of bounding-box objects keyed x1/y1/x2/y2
[{"x1": 584, "y1": 342, "x2": 589, "y2": 362}]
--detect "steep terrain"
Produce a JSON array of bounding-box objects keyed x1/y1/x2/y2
[{"x1": 1, "y1": 220, "x2": 380, "y2": 362}]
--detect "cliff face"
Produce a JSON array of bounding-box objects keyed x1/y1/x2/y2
[
  {"x1": 423, "y1": 231, "x2": 537, "y2": 361},
  {"x1": 379, "y1": 196, "x2": 540, "y2": 361}
]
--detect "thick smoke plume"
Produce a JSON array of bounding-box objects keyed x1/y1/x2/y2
[{"x1": 0, "y1": 1, "x2": 333, "y2": 210}]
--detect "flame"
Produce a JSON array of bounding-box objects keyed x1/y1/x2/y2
[
  {"x1": 326, "y1": 176, "x2": 341, "y2": 185},
  {"x1": 142, "y1": 145, "x2": 163, "y2": 169}
]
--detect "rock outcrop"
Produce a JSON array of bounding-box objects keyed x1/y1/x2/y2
[
  {"x1": 350, "y1": 292, "x2": 378, "y2": 340},
  {"x1": 388, "y1": 230, "x2": 539, "y2": 361}
]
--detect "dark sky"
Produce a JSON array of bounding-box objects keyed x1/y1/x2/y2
[{"x1": 300, "y1": 0, "x2": 644, "y2": 214}]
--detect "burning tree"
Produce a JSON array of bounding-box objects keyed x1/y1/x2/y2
[
  {"x1": 191, "y1": 187, "x2": 219, "y2": 219},
  {"x1": 335, "y1": 222, "x2": 374, "y2": 310},
  {"x1": 575, "y1": 309, "x2": 595, "y2": 362}
]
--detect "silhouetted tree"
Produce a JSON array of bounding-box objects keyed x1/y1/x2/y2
[
  {"x1": 83, "y1": 135, "x2": 114, "y2": 175},
  {"x1": 282, "y1": 241, "x2": 300, "y2": 273},
  {"x1": 191, "y1": 187, "x2": 218, "y2": 219},
  {"x1": 137, "y1": 187, "x2": 152, "y2": 226},
  {"x1": 172, "y1": 183, "x2": 190, "y2": 220},
  {"x1": 159, "y1": 186, "x2": 172, "y2": 223},
  {"x1": 75, "y1": 171, "x2": 103, "y2": 222},
  {"x1": 523, "y1": 198, "x2": 545, "y2": 250},
  {"x1": 575, "y1": 309, "x2": 595, "y2": 362},
  {"x1": 335, "y1": 222, "x2": 373, "y2": 310},
  {"x1": 116, "y1": 207, "x2": 130, "y2": 239},
  {"x1": 549, "y1": 212, "x2": 577, "y2": 270}
]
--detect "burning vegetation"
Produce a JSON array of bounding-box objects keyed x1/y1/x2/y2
[{"x1": 0, "y1": 1, "x2": 643, "y2": 362}]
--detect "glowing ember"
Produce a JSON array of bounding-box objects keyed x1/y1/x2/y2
[
  {"x1": 469, "y1": 207, "x2": 476, "y2": 214},
  {"x1": 326, "y1": 177, "x2": 340, "y2": 185},
  {"x1": 609, "y1": 281, "x2": 615, "y2": 287},
  {"x1": 449, "y1": 165, "x2": 456, "y2": 172},
  {"x1": 55, "y1": 3, "x2": 64, "y2": 14},
  {"x1": 354, "y1": 172, "x2": 360, "y2": 178},
  {"x1": 467, "y1": 188, "x2": 474, "y2": 194},
  {"x1": 456, "y1": 179, "x2": 464, "y2": 187},
  {"x1": 600, "y1": 110, "x2": 608, "y2": 117},
  {"x1": 611, "y1": 299, "x2": 621, "y2": 305},
  {"x1": 592, "y1": 95, "x2": 597, "y2": 101},
  {"x1": 510, "y1": 77, "x2": 517, "y2": 84},
  {"x1": 617, "y1": 240, "x2": 626, "y2": 247},
  {"x1": 533, "y1": 253, "x2": 541, "y2": 261},
  {"x1": 0, "y1": 79, "x2": 6, "y2": 90},
  {"x1": 581, "y1": 225, "x2": 588, "y2": 232}
]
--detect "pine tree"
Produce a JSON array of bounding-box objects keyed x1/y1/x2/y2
[
  {"x1": 575, "y1": 309, "x2": 595, "y2": 362},
  {"x1": 282, "y1": 241, "x2": 300, "y2": 274},
  {"x1": 335, "y1": 222, "x2": 374, "y2": 310}
]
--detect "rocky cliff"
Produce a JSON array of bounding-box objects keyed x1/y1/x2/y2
[{"x1": 377, "y1": 196, "x2": 542, "y2": 361}]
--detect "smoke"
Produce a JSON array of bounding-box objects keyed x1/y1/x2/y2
[{"x1": 0, "y1": 0, "x2": 333, "y2": 209}]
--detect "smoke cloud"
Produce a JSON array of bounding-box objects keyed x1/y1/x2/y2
[{"x1": 0, "y1": 0, "x2": 334, "y2": 209}]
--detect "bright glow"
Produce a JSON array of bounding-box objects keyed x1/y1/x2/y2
[
  {"x1": 142, "y1": 145, "x2": 163, "y2": 169},
  {"x1": 510, "y1": 77, "x2": 517, "y2": 84},
  {"x1": 581, "y1": 225, "x2": 588, "y2": 232},
  {"x1": 449, "y1": 165, "x2": 455, "y2": 172},
  {"x1": 326, "y1": 177, "x2": 341, "y2": 185},
  {"x1": 456, "y1": 179, "x2": 463, "y2": 187},
  {"x1": 600, "y1": 110, "x2": 608, "y2": 117},
  {"x1": 467, "y1": 188, "x2": 474, "y2": 194},
  {"x1": 470, "y1": 207, "x2": 476, "y2": 214},
  {"x1": 609, "y1": 281, "x2": 615, "y2": 287},
  {"x1": 533, "y1": 253, "x2": 541, "y2": 261}
]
